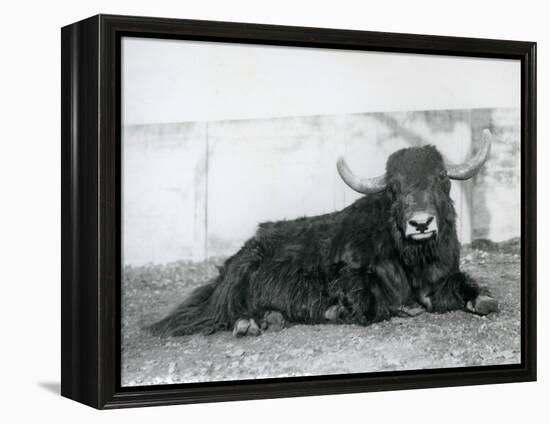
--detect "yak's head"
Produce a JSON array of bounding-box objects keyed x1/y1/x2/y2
[{"x1": 337, "y1": 129, "x2": 492, "y2": 243}]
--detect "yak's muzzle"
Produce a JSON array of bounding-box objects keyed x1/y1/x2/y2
[{"x1": 405, "y1": 212, "x2": 438, "y2": 241}]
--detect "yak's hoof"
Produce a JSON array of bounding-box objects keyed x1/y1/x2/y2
[
  {"x1": 261, "y1": 311, "x2": 286, "y2": 332},
  {"x1": 324, "y1": 305, "x2": 346, "y2": 321},
  {"x1": 398, "y1": 304, "x2": 426, "y2": 317},
  {"x1": 419, "y1": 294, "x2": 433, "y2": 312},
  {"x1": 232, "y1": 318, "x2": 261, "y2": 337},
  {"x1": 466, "y1": 295, "x2": 499, "y2": 315}
]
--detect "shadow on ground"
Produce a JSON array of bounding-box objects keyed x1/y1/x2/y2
[
  {"x1": 37, "y1": 382, "x2": 60, "y2": 395},
  {"x1": 121, "y1": 239, "x2": 521, "y2": 387}
]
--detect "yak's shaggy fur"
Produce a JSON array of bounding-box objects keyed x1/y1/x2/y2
[{"x1": 150, "y1": 145, "x2": 494, "y2": 337}]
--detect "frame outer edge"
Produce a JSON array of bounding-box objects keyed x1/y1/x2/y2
[
  {"x1": 60, "y1": 21, "x2": 75, "y2": 403},
  {"x1": 60, "y1": 14, "x2": 538, "y2": 409},
  {"x1": 61, "y1": 14, "x2": 102, "y2": 409},
  {"x1": 526, "y1": 41, "x2": 537, "y2": 381}
]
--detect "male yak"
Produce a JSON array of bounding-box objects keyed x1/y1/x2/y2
[{"x1": 151, "y1": 129, "x2": 498, "y2": 337}]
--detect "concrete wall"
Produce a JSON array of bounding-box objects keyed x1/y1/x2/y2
[{"x1": 123, "y1": 108, "x2": 520, "y2": 265}]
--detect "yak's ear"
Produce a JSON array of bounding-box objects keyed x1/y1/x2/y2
[{"x1": 384, "y1": 178, "x2": 399, "y2": 199}]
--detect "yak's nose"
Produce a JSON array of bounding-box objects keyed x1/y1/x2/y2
[
  {"x1": 408, "y1": 214, "x2": 434, "y2": 233},
  {"x1": 405, "y1": 212, "x2": 438, "y2": 240}
]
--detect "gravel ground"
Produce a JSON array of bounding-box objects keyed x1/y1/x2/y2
[{"x1": 121, "y1": 239, "x2": 521, "y2": 387}]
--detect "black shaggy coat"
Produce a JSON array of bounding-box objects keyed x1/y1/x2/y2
[{"x1": 151, "y1": 146, "x2": 490, "y2": 337}]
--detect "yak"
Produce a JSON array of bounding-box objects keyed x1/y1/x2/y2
[{"x1": 150, "y1": 129, "x2": 498, "y2": 337}]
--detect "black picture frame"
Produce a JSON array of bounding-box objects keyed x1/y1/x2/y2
[{"x1": 61, "y1": 14, "x2": 537, "y2": 409}]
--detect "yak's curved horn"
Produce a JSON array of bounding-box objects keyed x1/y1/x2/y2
[
  {"x1": 336, "y1": 157, "x2": 386, "y2": 194},
  {"x1": 447, "y1": 129, "x2": 493, "y2": 180}
]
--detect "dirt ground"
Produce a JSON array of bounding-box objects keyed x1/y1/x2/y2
[{"x1": 121, "y1": 239, "x2": 521, "y2": 387}]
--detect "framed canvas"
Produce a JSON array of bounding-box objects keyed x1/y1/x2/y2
[{"x1": 61, "y1": 14, "x2": 537, "y2": 409}]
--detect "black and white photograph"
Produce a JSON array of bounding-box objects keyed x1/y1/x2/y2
[{"x1": 120, "y1": 37, "x2": 522, "y2": 386}]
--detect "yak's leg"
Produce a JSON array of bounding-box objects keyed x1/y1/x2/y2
[
  {"x1": 232, "y1": 318, "x2": 261, "y2": 337},
  {"x1": 260, "y1": 311, "x2": 286, "y2": 332},
  {"x1": 466, "y1": 295, "x2": 499, "y2": 315},
  {"x1": 398, "y1": 303, "x2": 426, "y2": 317},
  {"x1": 429, "y1": 272, "x2": 498, "y2": 315},
  {"x1": 232, "y1": 311, "x2": 287, "y2": 337},
  {"x1": 324, "y1": 305, "x2": 347, "y2": 321},
  {"x1": 327, "y1": 272, "x2": 401, "y2": 325}
]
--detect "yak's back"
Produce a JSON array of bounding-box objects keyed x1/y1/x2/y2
[{"x1": 247, "y1": 194, "x2": 389, "y2": 270}]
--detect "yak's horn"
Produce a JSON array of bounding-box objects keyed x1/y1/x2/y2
[
  {"x1": 336, "y1": 157, "x2": 386, "y2": 194},
  {"x1": 447, "y1": 129, "x2": 493, "y2": 180}
]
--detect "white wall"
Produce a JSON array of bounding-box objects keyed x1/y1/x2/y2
[
  {"x1": 1, "y1": 1, "x2": 547, "y2": 424},
  {"x1": 123, "y1": 109, "x2": 521, "y2": 265}
]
